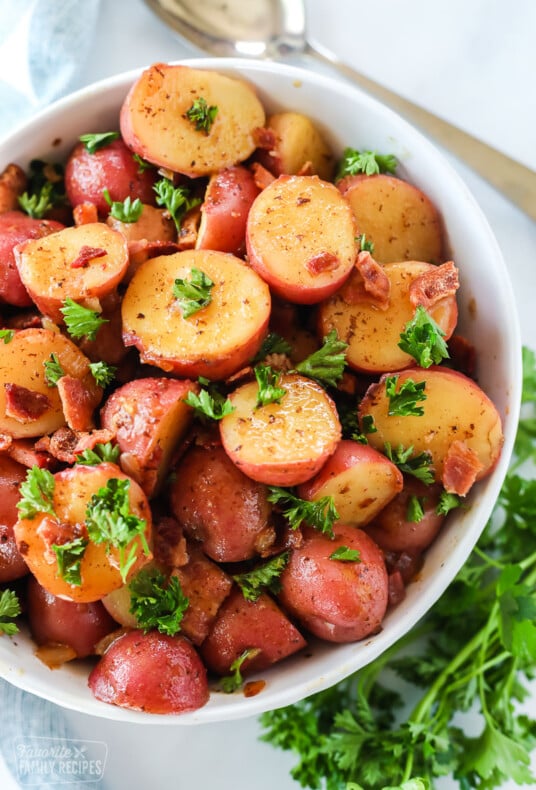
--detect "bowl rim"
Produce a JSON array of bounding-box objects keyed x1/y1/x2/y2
[{"x1": 0, "y1": 56, "x2": 522, "y2": 724}]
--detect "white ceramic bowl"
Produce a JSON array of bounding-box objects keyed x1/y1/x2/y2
[{"x1": 0, "y1": 58, "x2": 521, "y2": 723}]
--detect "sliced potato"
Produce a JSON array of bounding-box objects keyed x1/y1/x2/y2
[
  {"x1": 338, "y1": 174, "x2": 444, "y2": 263},
  {"x1": 121, "y1": 249, "x2": 271, "y2": 380},
  {"x1": 14, "y1": 463, "x2": 152, "y2": 602},
  {"x1": 256, "y1": 111, "x2": 334, "y2": 180},
  {"x1": 15, "y1": 222, "x2": 128, "y2": 323},
  {"x1": 120, "y1": 63, "x2": 265, "y2": 177},
  {"x1": 0, "y1": 328, "x2": 101, "y2": 439},
  {"x1": 358, "y1": 367, "x2": 504, "y2": 491},
  {"x1": 219, "y1": 373, "x2": 341, "y2": 486},
  {"x1": 246, "y1": 175, "x2": 357, "y2": 304},
  {"x1": 318, "y1": 261, "x2": 458, "y2": 373}
]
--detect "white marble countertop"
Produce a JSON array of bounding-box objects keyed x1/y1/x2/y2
[{"x1": 0, "y1": 1, "x2": 535, "y2": 788}]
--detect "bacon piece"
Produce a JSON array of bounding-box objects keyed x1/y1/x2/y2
[
  {"x1": 57, "y1": 376, "x2": 101, "y2": 432},
  {"x1": 153, "y1": 517, "x2": 189, "y2": 568},
  {"x1": 177, "y1": 206, "x2": 201, "y2": 251},
  {"x1": 7, "y1": 438, "x2": 55, "y2": 469},
  {"x1": 253, "y1": 126, "x2": 277, "y2": 150},
  {"x1": 409, "y1": 260, "x2": 459, "y2": 309},
  {"x1": 70, "y1": 245, "x2": 107, "y2": 269},
  {"x1": 73, "y1": 202, "x2": 99, "y2": 226},
  {"x1": 354, "y1": 250, "x2": 391, "y2": 308},
  {"x1": 250, "y1": 162, "x2": 275, "y2": 191},
  {"x1": 35, "y1": 426, "x2": 115, "y2": 464},
  {"x1": 442, "y1": 440, "x2": 483, "y2": 496},
  {"x1": 4, "y1": 383, "x2": 51, "y2": 422},
  {"x1": 0, "y1": 163, "x2": 27, "y2": 214},
  {"x1": 0, "y1": 432, "x2": 12, "y2": 452},
  {"x1": 5, "y1": 310, "x2": 42, "y2": 329},
  {"x1": 305, "y1": 251, "x2": 340, "y2": 275}
]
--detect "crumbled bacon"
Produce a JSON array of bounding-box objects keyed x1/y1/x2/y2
[
  {"x1": 70, "y1": 245, "x2": 107, "y2": 269},
  {"x1": 154, "y1": 517, "x2": 189, "y2": 569},
  {"x1": 35, "y1": 426, "x2": 115, "y2": 464},
  {"x1": 442, "y1": 440, "x2": 483, "y2": 496},
  {"x1": 354, "y1": 250, "x2": 391, "y2": 308},
  {"x1": 0, "y1": 163, "x2": 27, "y2": 214},
  {"x1": 0, "y1": 432, "x2": 12, "y2": 452},
  {"x1": 305, "y1": 251, "x2": 340, "y2": 275},
  {"x1": 177, "y1": 206, "x2": 201, "y2": 250},
  {"x1": 57, "y1": 376, "x2": 100, "y2": 432},
  {"x1": 253, "y1": 126, "x2": 277, "y2": 150},
  {"x1": 73, "y1": 202, "x2": 99, "y2": 226},
  {"x1": 409, "y1": 260, "x2": 460, "y2": 309},
  {"x1": 5, "y1": 310, "x2": 42, "y2": 329},
  {"x1": 7, "y1": 438, "x2": 55, "y2": 469},
  {"x1": 4, "y1": 383, "x2": 51, "y2": 422},
  {"x1": 250, "y1": 162, "x2": 275, "y2": 190}
]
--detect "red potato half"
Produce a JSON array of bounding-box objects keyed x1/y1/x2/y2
[
  {"x1": 358, "y1": 367, "x2": 504, "y2": 492},
  {"x1": 101, "y1": 377, "x2": 199, "y2": 497},
  {"x1": 65, "y1": 139, "x2": 158, "y2": 217},
  {"x1": 196, "y1": 166, "x2": 260, "y2": 256},
  {"x1": 338, "y1": 174, "x2": 444, "y2": 264},
  {"x1": 14, "y1": 462, "x2": 152, "y2": 602},
  {"x1": 0, "y1": 456, "x2": 29, "y2": 582},
  {"x1": 278, "y1": 524, "x2": 388, "y2": 643},
  {"x1": 121, "y1": 249, "x2": 271, "y2": 380},
  {"x1": 0, "y1": 328, "x2": 101, "y2": 439},
  {"x1": 219, "y1": 373, "x2": 341, "y2": 486},
  {"x1": 297, "y1": 440, "x2": 403, "y2": 527},
  {"x1": 15, "y1": 222, "x2": 129, "y2": 324},
  {"x1": 318, "y1": 261, "x2": 458, "y2": 373},
  {"x1": 120, "y1": 63, "x2": 265, "y2": 178},
  {"x1": 27, "y1": 576, "x2": 117, "y2": 658},
  {"x1": 255, "y1": 111, "x2": 334, "y2": 180},
  {"x1": 246, "y1": 175, "x2": 357, "y2": 304},
  {"x1": 170, "y1": 443, "x2": 275, "y2": 563},
  {"x1": 201, "y1": 588, "x2": 306, "y2": 677},
  {"x1": 0, "y1": 211, "x2": 63, "y2": 307},
  {"x1": 88, "y1": 630, "x2": 209, "y2": 714}
]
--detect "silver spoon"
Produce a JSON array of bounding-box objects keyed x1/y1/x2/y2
[{"x1": 144, "y1": 0, "x2": 535, "y2": 220}]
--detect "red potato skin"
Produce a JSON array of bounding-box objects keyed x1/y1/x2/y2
[
  {"x1": 26, "y1": 576, "x2": 117, "y2": 658},
  {"x1": 0, "y1": 211, "x2": 63, "y2": 306},
  {"x1": 0, "y1": 456, "x2": 28, "y2": 582},
  {"x1": 88, "y1": 630, "x2": 209, "y2": 714},
  {"x1": 365, "y1": 479, "x2": 445, "y2": 554},
  {"x1": 170, "y1": 444, "x2": 275, "y2": 563},
  {"x1": 278, "y1": 524, "x2": 389, "y2": 643},
  {"x1": 65, "y1": 140, "x2": 157, "y2": 217},
  {"x1": 196, "y1": 166, "x2": 260, "y2": 256},
  {"x1": 200, "y1": 588, "x2": 307, "y2": 676}
]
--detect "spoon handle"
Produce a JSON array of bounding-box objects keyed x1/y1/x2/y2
[{"x1": 307, "y1": 42, "x2": 536, "y2": 221}]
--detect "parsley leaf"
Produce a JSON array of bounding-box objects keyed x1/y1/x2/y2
[
  {"x1": 267, "y1": 487, "x2": 339, "y2": 538},
  {"x1": 132, "y1": 153, "x2": 152, "y2": 173},
  {"x1": 183, "y1": 384, "x2": 235, "y2": 421},
  {"x1": 17, "y1": 466, "x2": 56, "y2": 519},
  {"x1": 220, "y1": 648, "x2": 261, "y2": 693},
  {"x1": 43, "y1": 352, "x2": 64, "y2": 386},
  {"x1": 0, "y1": 589, "x2": 21, "y2": 636},
  {"x1": 356, "y1": 233, "x2": 375, "y2": 254},
  {"x1": 79, "y1": 131, "x2": 120, "y2": 154},
  {"x1": 184, "y1": 97, "x2": 218, "y2": 134},
  {"x1": 254, "y1": 364, "x2": 287, "y2": 408},
  {"x1": 384, "y1": 442, "x2": 435, "y2": 484},
  {"x1": 295, "y1": 330, "x2": 348, "y2": 388},
  {"x1": 233, "y1": 552, "x2": 290, "y2": 602},
  {"x1": 61, "y1": 298, "x2": 108, "y2": 341},
  {"x1": 103, "y1": 188, "x2": 143, "y2": 223},
  {"x1": 329, "y1": 546, "x2": 361, "y2": 562},
  {"x1": 173, "y1": 267, "x2": 214, "y2": 318},
  {"x1": 153, "y1": 178, "x2": 201, "y2": 233},
  {"x1": 52, "y1": 537, "x2": 88, "y2": 586},
  {"x1": 0, "y1": 329, "x2": 14, "y2": 344},
  {"x1": 252, "y1": 332, "x2": 292, "y2": 364},
  {"x1": 436, "y1": 490, "x2": 463, "y2": 516},
  {"x1": 336, "y1": 148, "x2": 397, "y2": 180},
  {"x1": 18, "y1": 181, "x2": 55, "y2": 219},
  {"x1": 88, "y1": 361, "x2": 116, "y2": 387},
  {"x1": 129, "y1": 567, "x2": 189, "y2": 636},
  {"x1": 406, "y1": 495, "x2": 425, "y2": 523},
  {"x1": 398, "y1": 305, "x2": 450, "y2": 368},
  {"x1": 75, "y1": 442, "x2": 120, "y2": 466},
  {"x1": 385, "y1": 375, "x2": 427, "y2": 416},
  {"x1": 85, "y1": 478, "x2": 149, "y2": 583}
]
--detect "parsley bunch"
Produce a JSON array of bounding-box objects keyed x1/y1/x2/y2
[{"x1": 260, "y1": 346, "x2": 536, "y2": 789}]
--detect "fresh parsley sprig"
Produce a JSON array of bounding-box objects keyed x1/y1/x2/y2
[
  {"x1": 254, "y1": 364, "x2": 287, "y2": 408},
  {"x1": 385, "y1": 375, "x2": 427, "y2": 417},
  {"x1": 252, "y1": 332, "x2": 292, "y2": 364},
  {"x1": 220, "y1": 648, "x2": 261, "y2": 693},
  {"x1": 85, "y1": 478, "x2": 149, "y2": 583},
  {"x1": 173, "y1": 268, "x2": 214, "y2": 318},
  {"x1": 185, "y1": 97, "x2": 218, "y2": 134},
  {"x1": 183, "y1": 383, "x2": 235, "y2": 421},
  {"x1": 153, "y1": 178, "x2": 201, "y2": 233},
  {"x1": 267, "y1": 487, "x2": 339, "y2": 538},
  {"x1": 17, "y1": 466, "x2": 56, "y2": 519},
  {"x1": 0, "y1": 589, "x2": 21, "y2": 636},
  {"x1": 336, "y1": 148, "x2": 397, "y2": 180},
  {"x1": 329, "y1": 546, "x2": 361, "y2": 562},
  {"x1": 61, "y1": 298, "x2": 108, "y2": 341},
  {"x1": 399, "y1": 306, "x2": 450, "y2": 368},
  {"x1": 75, "y1": 442, "x2": 120, "y2": 466},
  {"x1": 356, "y1": 233, "x2": 375, "y2": 254},
  {"x1": 233, "y1": 552, "x2": 290, "y2": 602},
  {"x1": 79, "y1": 131, "x2": 120, "y2": 154},
  {"x1": 435, "y1": 490, "x2": 463, "y2": 516},
  {"x1": 129, "y1": 567, "x2": 189, "y2": 636},
  {"x1": 18, "y1": 181, "x2": 55, "y2": 219},
  {"x1": 0, "y1": 329, "x2": 14, "y2": 344},
  {"x1": 384, "y1": 442, "x2": 435, "y2": 485},
  {"x1": 52, "y1": 537, "x2": 88, "y2": 586},
  {"x1": 294, "y1": 330, "x2": 348, "y2": 388},
  {"x1": 44, "y1": 353, "x2": 65, "y2": 387},
  {"x1": 103, "y1": 188, "x2": 143, "y2": 223},
  {"x1": 88, "y1": 361, "x2": 116, "y2": 388},
  {"x1": 406, "y1": 495, "x2": 425, "y2": 523}
]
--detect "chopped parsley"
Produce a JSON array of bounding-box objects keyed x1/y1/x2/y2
[
  {"x1": 51, "y1": 537, "x2": 88, "y2": 586},
  {"x1": 267, "y1": 487, "x2": 339, "y2": 538},
  {"x1": 43, "y1": 353, "x2": 64, "y2": 387},
  {"x1": 233, "y1": 552, "x2": 290, "y2": 602},
  {"x1": 129, "y1": 567, "x2": 189, "y2": 636},
  {"x1": 436, "y1": 490, "x2": 464, "y2": 516},
  {"x1": 252, "y1": 332, "x2": 292, "y2": 364},
  {"x1": 329, "y1": 546, "x2": 361, "y2": 562},
  {"x1": 75, "y1": 442, "x2": 120, "y2": 466},
  {"x1": 153, "y1": 178, "x2": 201, "y2": 233},
  {"x1": 183, "y1": 384, "x2": 235, "y2": 421},
  {"x1": 398, "y1": 305, "x2": 450, "y2": 368},
  {"x1": 173, "y1": 267, "x2": 214, "y2": 318},
  {"x1": 18, "y1": 181, "x2": 55, "y2": 219},
  {"x1": 0, "y1": 589, "x2": 21, "y2": 636},
  {"x1": 17, "y1": 466, "x2": 56, "y2": 519},
  {"x1": 357, "y1": 233, "x2": 375, "y2": 254},
  {"x1": 88, "y1": 361, "x2": 116, "y2": 388},
  {"x1": 406, "y1": 494, "x2": 425, "y2": 523},
  {"x1": 61, "y1": 298, "x2": 108, "y2": 341},
  {"x1": 254, "y1": 364, "x2": 287, "y2": 408},
  {"x1": 384, "y1": 442, "x2": 435, "y2": 485},
  {"x1": 185, "y1": 97, "x2": 218, "y2": 134},
  {"x1": 336, "y1": 148, "x2": 397, "y2": 180},
  {"x1": 103, "y1": 188, "x2": 143, "y2": 223},
  {"x1": 295, "y1": 330, "x2": 348, "y2": 388},
  {"x1": 79, "y1": 131, "x2": 120, "y2": 154},
  {"x1": 220, "y1": 648, "x2": 261, "y2": 693},
  {"x1": 0, "y1": 329, "x2": 14, "y2": 344},
  {"x1": 385, "y1": 375, "x2": 427, "y2": 417}
]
